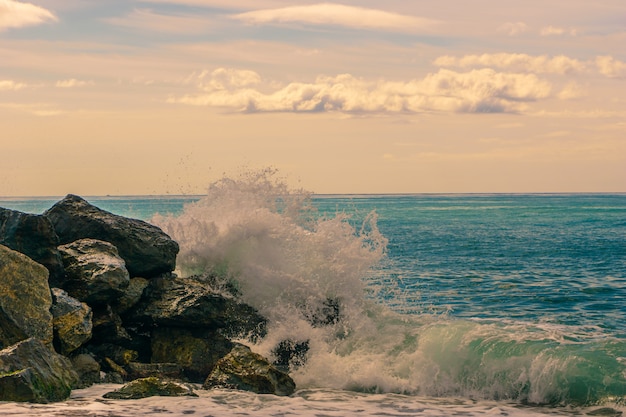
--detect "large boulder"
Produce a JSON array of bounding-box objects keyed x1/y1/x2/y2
[
  {"x1": 203, "y1": 344, "x2": 296, "y2": 396},
  {"x1": 0, "y1": 208, "x2": 65, "y2": 286},
  {"x1": 130, "y1": 276, "x2": 267, "y2": 339},
  {"x1": 0, "y1": 245, "x2": 53, "y2": 348},
  {"x1": 44, "y1": 194, "x2": 179, "y2": 278},
  {"x1": 151, "y1": 327, "x2": 234, "y2": 382},
  {"x1": 50, "y1": 288, "x2": 92, "y2": 355},
  {"x1": 58, "y1": 238, "x2": 130, "y2": 305},
  {"x1": 0, "y1": 338, "x2": 78, "y2": 403}
]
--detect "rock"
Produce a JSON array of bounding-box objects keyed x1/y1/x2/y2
[
  {"x1": 113, "y1": 277, "x2": 149, "y2": 314},
  {"x1": 306, "y1": 297, "x2": 342, "y2": 327},
  {"x1": 103, "y1": 376, "x2": 198, "y2": 400},
  {"x1": 50, "y1": 288, "x2": 92, "y2": 355},
  {"x1": 203, "y1": 344, "x2": 296, "y2": 396},
  {"x1": 0, "y1": 208, "x2": 65, "y2": 286},
  {"x1": 131, "y1": 276, "x2": 266, "y2": 339},
  {"x1": 272, "y1": 339, "x2": 310, "y2": 372},
  {"x1": 151, "y1": 327, "x2": 233, "y2": 383},
  {"x1": 89, "y1": 305, "x2": 131, "y2": 345},
  {"x1": 58, "y1": 238, "x2": 130, "y2": 305},
  {"x1": 89, "y1": 343, "x2": 138, "y2": 367},
  {"x1": 127, "y1": 362, "x2": 184, "y2": 381},
  {"x1": 0, "y1": 245, "x2": 53, "y2": 348},
  {"x1": 45, "y1": 194, "x2": 179, "y2": 278},
  {"x1": 0, "y1": 338, "x2": 78, "y2": 403},
  {"x1": 71, "y1": 353, "x2": 100, "y2": 388}
]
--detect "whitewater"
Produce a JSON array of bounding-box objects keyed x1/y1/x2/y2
[{"x1": 1, "y1": 171, "x2": 625, "y2": 416}]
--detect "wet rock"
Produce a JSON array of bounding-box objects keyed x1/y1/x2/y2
[
  {"x1": 306, "y1": 297, "x2": 342, "y2": 327},
  {"x1": 0, "y1": 245, "x2": 53, "y2": 348},
  {"x1": 103, "y1": 376, "x2": 198, "y2": 400},
  {"x1": 113, "y1": 277, "x2": 149, "y2": 314},
  {"x1": 71, "y1": 353, "x2": 100, "y2": 388},
  {"x1": 50, "y1": 288, "x2": 92, "y2": 355},
  {"x1": 0, "y1": 208, "x2": 65, "y2": 286},
  {"x1": 272, "y1": 339, "x2": 310, "y2": 372},
  {"x1": 89, "y1": 305, "x2": 131, "y2": 345},
  {"x1": 58, "y1": 238, "x2": 130, "y2": 305},
  {"x1": 131, "y1": 276, "x2": 267, "y2": 339},
  {"x1": 0, "y1": 338, "x2": 78, "y2": 403},
  {"x1": 151, "y1": 327, "x2": 233, "y2": 383},
  {"x1": 45, "y1": 194, "x2": 178, "y2": 278},
  {"x1": 203, "y1": 344, "x2": 296, "y2": 396},
  {"x1": 127, "y1": 362, "x2": 184, "y2": 381}
]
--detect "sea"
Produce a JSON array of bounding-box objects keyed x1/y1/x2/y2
[{"x1": 1, "y1": 173, "x2": 625, "y2": 417}]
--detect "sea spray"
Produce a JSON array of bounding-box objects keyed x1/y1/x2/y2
[{"x1": 152, "y1": 172, "x2": 626, "y2": 407}]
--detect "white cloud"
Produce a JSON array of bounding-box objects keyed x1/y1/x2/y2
[
  {"x1": 0, "y1": 0, "x2": 57, "y2": 31},
  {"x1": 434, "y1": 53, "x2": 587, "y2": 75},
  {"x1": 0, "y1": 79, "x2": 27, "y2": 90},
  {"x1": 233, "y1": 3, "x2": 439, "y2": 33},
  {"x1": 55, "y1": 78, "x2": 92, "y2": 88},
  {"x1": 169, "y1": 68, "x2": 552, "y2": 114},
  {"x1": 596, "y1": 55, "x2": 626, "y2": 78}
]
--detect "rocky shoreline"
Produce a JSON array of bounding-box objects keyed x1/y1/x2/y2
[{"x1": 0, "y1": 194, "x2": 297, "y2": 402}]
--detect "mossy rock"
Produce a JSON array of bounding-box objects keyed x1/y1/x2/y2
[{"x1": 103, "y1": 377, "x2": 198, "y2": 400}]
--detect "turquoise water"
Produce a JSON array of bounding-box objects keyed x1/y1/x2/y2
[{"x1": 2, "y1": 191, "x2": 626, "y2": 409}]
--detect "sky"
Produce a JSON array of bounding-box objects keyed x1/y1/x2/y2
[{"x1": 1, "y1": 0, "x2": 625, "y2": 196}]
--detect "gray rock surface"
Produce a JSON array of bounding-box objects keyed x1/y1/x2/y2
[
  {"x1": 0, "y1": 208, "x2": 65, "y2": 285},
  {"x1": 58, "y1": 238, "x2": 130, "y2": 305},
  {"x1": 0, "y1": 338, "x2": 78, "y2": 403},
  {"x1": 50, "y1": 288, "x2": 93, "y2": 355},
  {"x1": 203, "y1": 344, "x2": 296, "y2": 396},
  {"x1": 45, "y1": 194, "x2": 178, "y2": 278},
  {"x1": 0, "y1": 245, "x2": 53, "y2": 348}
]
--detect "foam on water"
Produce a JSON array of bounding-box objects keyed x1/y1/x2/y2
[{"x1": 151, "y1": 170, "x2": 626, "y2": 409}]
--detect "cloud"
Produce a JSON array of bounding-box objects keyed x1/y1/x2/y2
[
  {"x1": 596, "y1": 55, "x2": 626, "y2": 78},
  {"x1": 434, "y1": 53, "x2": 587, "y2": 75},
  {"x1": 105, "y1": 8, "x2": 215, "y2": 34},
  {"x1": 0, "y1": 0, "x2": 57, "y2": 31},
  {"x1": 0, "y1": 79, "x2": 27, "y2": 90},
  {"x1": 0, "y1": 102, "x2": 63, "y2": 116},
  {"x1": 557, "y1": 82, "x2": 586, "y2": 100},
  {"x1": 540, "y1": 26, "x2": 577, "y2": 37},
  {"x1": 169, "y1": 68, "x2": 552, "y2": 114},
  {"x1": 55, "y1": 79, "x2": 92, "y2": 88},
  {"x1": 233, "y1": 3, "x2": 439, "y2": 33},
  {"x1": 497, "y1": 22, "x2": 529, "y2": 36}
]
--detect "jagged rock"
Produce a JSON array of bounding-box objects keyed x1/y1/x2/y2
[
  {"x1": 0, "y1": 245, "x2": 53, "y2": 348},
  {"x1": 45, "y1": 194, "x2": 179, "y2": 278},
  {"x1": 130, "y1": 276, "x2": 267, "y2": 339},
  {"x1": 306, "y1": 297, "x2": 342, "y2": 327},
  {"x1": 272, "y1": 339, "x2": 310, "y2": 372},
  {"x1": 151, "y1": 327, "x2": 233, "y2": 383},
  {"x1": 89, "y1": 343, "x2": 138, "y2": 367},
  {"x1": 50, "y1": 288, "x2": 92, "y2": 355},
  {"x1": 0, "y1": 338, "x2": 78, "y2": 403},
  {"x1": 58, "y1": 238, "x2": 130, "y2": 305},
  {"x1": 127, "y1": 362, "x2": 184, "y2": 381},
  {"x1": 71, "y1": 353, "x2": 100, "y2": 388},
  {"x1": 113, "y1": 277, "x2": 149, "y2": 314},
  {"x1": 0, "y1": 208, "x2": 65, "y2": 286},
  {"x1": 89, "y1": 305, "x2": 131, "y2": 345},
  {"x1": 203, "y1": 344, "x2": 296, "y2": 396},
  {"x1": 103, "y1": 376, "x2": 198, "y2": 400}
]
